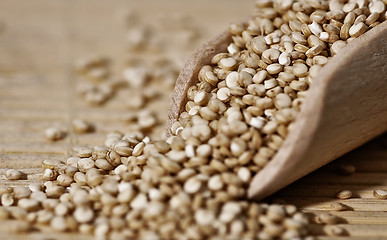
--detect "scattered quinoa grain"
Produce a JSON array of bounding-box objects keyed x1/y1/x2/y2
[
  {"x1": 45, "y1": 127, "x2": 66, "y2": 141},
  {"x1": 336, "y1": 190, "x2": 353, "y2": 199},
  {"x1": 330, "y1": 202, "x2": 351, "y2": 211},
  {"x1": 5, "y1": 169, "x2": 23, "y2": 180},
  {"x1": 373, "y1": 189, "x2": 387, "y2": 199},
  {"x1": 73, "y1": 119, "x2": 95, "y2": 134}
]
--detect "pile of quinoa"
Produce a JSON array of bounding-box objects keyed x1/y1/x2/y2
[{"x1": 1, "y1": 0, "x2": 386, "y2": 239}]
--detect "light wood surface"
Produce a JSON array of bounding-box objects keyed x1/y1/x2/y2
[{"x1": 0, "y1": 1, "x2": 387, "y2": 239}]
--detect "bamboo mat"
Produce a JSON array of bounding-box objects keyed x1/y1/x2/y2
[{"x1": 0, "y1": 1, "x2": 386, "y2": 239}]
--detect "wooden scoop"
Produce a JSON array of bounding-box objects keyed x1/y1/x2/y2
[{"x1": 167, "y1": 21, "x2": 387, "y2": 200}]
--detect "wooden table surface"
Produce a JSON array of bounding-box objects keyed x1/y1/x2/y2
[{"x1": 0, "y1": 1, "x2": 386, "y2": 239}]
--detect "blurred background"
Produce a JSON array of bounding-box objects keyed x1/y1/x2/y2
[{"x1": 0, "y1": 0, "x2": 255, "y2": 145}]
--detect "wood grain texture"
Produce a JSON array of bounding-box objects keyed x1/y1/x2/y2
[{"x1": 0, "y1": 0, "x2": 386, "y2": 239}]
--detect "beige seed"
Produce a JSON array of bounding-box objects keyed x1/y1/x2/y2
[
  {"x1": 79, "y1": 224, "x2": 94, "y2": 234},
  {"x1": 138, "y1": 113, "x2": 157, "y2": 130},
  {"x1": 249, "y1": 117, "x2": 266, "y2": 130},
  {"x1": 230, "y1": 138, "x2": 247, "y2": 157},
  {"x1": 225, "y1": 71, "x2": 240, "y2": 88},
  {"x1": 77, "y1": 157, "x2": 95, "y2": 172},
  {"x1": 42, "y1": 159, "x2": 62, "y2": 170},
  {"x1": 264, "y1": 78, "x2": 278, "y2": 89},
  {"x1": 266, "y1": 63, "x2": 283, "y2": 74},
  {"x1": 114, "y1": 142, "x2": 133, "y2": 157},
  {"x1": 94, "y1": 159, "x2": 114, "y2": 170},
  {"x1": 94, "y1": 223, "x2": 109, "y2": 238},
  {"x1": 316, "y1": 213, "x2": 341, "y2": 225},
  {"x1": 290, "y1": 80, "x2": 308, "y2": 91},
  {"x1": 72, "y1": 189, "x2": 90, "y2": 206},
  {"x1": 55, "y1": 203, "x2": 69, "y2": 216},
  {"x1": 18, "y1": 198, "x2": 40, "y2": 211},
  {"x1": 132, "y1": 142, "x2": 145, "y2": 157},
  {"x1": 292, "y1": 63, "x2": 308, "y2": 77},
  {"x1": 253, "y1": 70, "x2": 268, "y2": 84},
  {"x1": 373, "y1": 189, "x2": 387, "y2": 199},
  {"x1": 308, "y1": 21, "x2": 323, "y2": 36},
  {"x1": 5, "y1": 169, "x2": 23, "y2": 180},
  {"x1": 217, "y1": 87, "x2": 231, "y2": 101},
  {"x1": 325, "y1": 225, "x2": 346, "y2": 236},
  {"x1": 36, "y1": 209, "x2": 54, "y2": 224},
  {"x1": 66, "y1": 156, "x2": 81, "y2": 168},
  {"x1": 237, "y1": 167, "x2": 251, "y2": 182},
  {"x1": 28, "y1": 183, "x2": 44, "y2": 192},
  {"x1": 165, "y1": 150, "x2": 186, "y2": 163},
  {"x1": 76, "y1": 147, "x2": 93, "y2": 158},
  {"x1": 336, "y1": 190, "x2": 352, "y2": 199},
  {"x1": 45, "y1": 127, "x2": 66, "y2": 141},
  {"x1": 72, "y1": 119, "x2": 95, "y2": 134},
  {"x1": 274, "y1": 93, "x2": 292, "y2": 109},
  {"x1": 330, "y1": 202, "x2": 351, "y2": 211},
  {"x1": 349, "y1": 22, "x2": 367, "y2": 38},
  {"x1": 195, "y1": 209, "x2": 215, "y2": 226},
  {"x1": 1, "y1": 193, "x2": 14, "y2": 206},
  {"x1": 369, "y1": 1, "x2": 386, "y2": 13},
  {"x1": 331, "y1": 40, "x2": 347, "y2": 55},
  {"x1": 58, "y1": 165, "x2": 78, "y2": 177},
  {"x1": 218, "y1": 57, "x2": 237, "y2": 70},
  {"x1": 45, "y1": 184, "x2": 65, "y2": 198},
  {"x1": 278, "y1": 52, "x2": 291, "y2": 66},
  {"x1": 313, "y1": 55, "x2": 328, "y2": 65},
  {"x1": 291, "y1": 32, "x2": 307, "y2": 45},
  {"x1": 203, "y1": 70, "x2": 219, "y2": 86},
  {"x1": 305, "y1": 45, "x2": 323, "y2": 58},
  {"x1": 194, "y1": 91, "x2": 210, "y2": 105},
  {"x1": 196, "y1": 144, "x2": 212, "y2": 158},
  {"x1": 343, "y1": 2, "x2": 357, "y2": 12},
  {"x1": 208, "y1": 175, "x2": 224, "y2": 191},
  {"x1": 74, "y1": 206, "x2": 94, "y2": 223},
  {"x1": 57, "y1": 174, "x2": 73, "y2": 187},
  {"x1": 126, "y1": 94, "x2": 145, "y2": 109},
  {"x1": 262, "y1": 49, "x2": 280, "y2": 64},
  {"x1": 0, "y1": 186, "x2": 12, "y2": 194},
  {"x1": 114, "y1": 164, "x2": 128, "y2": 175},
  {"x1": 251, "y1": 36, "x2": 268, "y2": 54},
  {"x1": 30, "y1": 191, "x2": 47, "y2": 202},
  {"x1": 344, "y1": 12, "x2": 356, "y2": 25},
  {"x1": 219, "y1": 202, "x2": 241, "y2": 223},
  {"x1": 86, "y1": 168, "x2": 103, "y2": 187},
  {"x1": 73, "y1": 172, "x2": 87, "y2": 186},
  {"x1": 13, "y1": 186, "x2": 31, "y2": 199},
  {"x1": 184, "y1": 177, "x2": 202, "y2": 194},
  {"x1": 130, "y1": 193, "x2": 148, "y2": 210},
  {"x1": 51, "y1": 216, "x2": 68, "y2": 232},
  {"x1": 366, "y1": 12, "x2": 380, "y2": 25},
  {"x1": 25, "y1": 211, "x2": 38, "y2": 223},
  {"x1": 267, "y1": 205, "x2": 286, "y2": 222}
]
